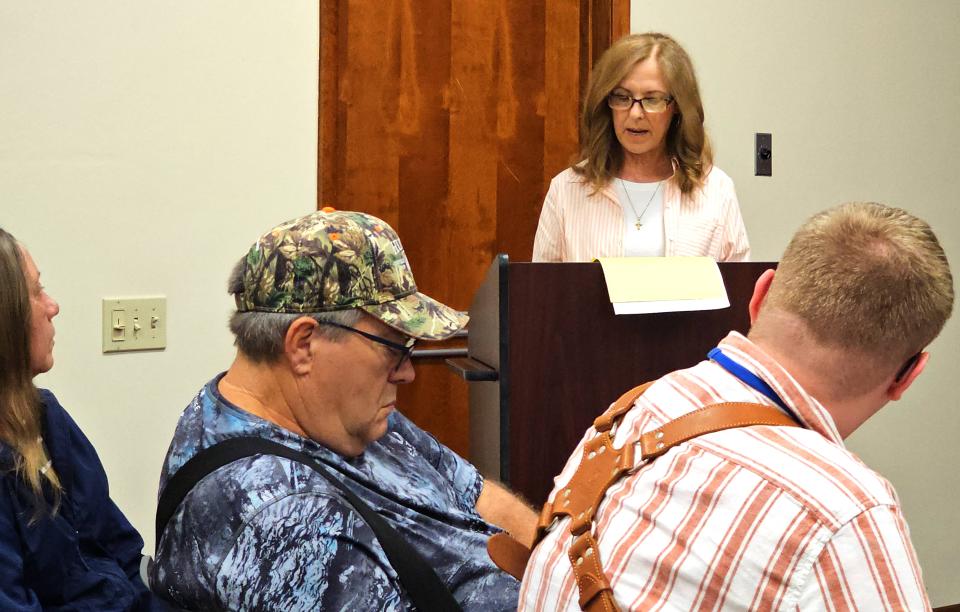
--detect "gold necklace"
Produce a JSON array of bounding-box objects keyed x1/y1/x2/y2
[{"x1": 619, "y1": 178, "x2": 663, "y2": 230}]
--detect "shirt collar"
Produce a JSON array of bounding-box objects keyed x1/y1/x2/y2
[{"x1": 717, "y1": 331, "x2": 844, "y2": 446}]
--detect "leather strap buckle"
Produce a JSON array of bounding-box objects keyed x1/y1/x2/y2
[{"x1": 569, "y1": 531, "x2": 617, "y2": 611}]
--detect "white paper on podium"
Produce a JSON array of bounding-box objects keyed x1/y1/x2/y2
[{"x1": 596, "y1": 256, "x2": 730, "y2": 315}]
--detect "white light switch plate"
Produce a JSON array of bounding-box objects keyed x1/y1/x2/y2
[{"x1": 102, "y1": 296, "x2": 167, "y2": 353}]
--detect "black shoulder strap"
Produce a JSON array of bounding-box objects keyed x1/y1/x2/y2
[{"x1": 156, "y1": 436, "x2": 462, "y2": 612}]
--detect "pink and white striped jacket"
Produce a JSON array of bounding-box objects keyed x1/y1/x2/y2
[
  {"x1": 532, "y1": 166, "x2": 750, "y2": 262},
  {"x1": 519, "y1": 332, "x2": 930, "y2": 611}
]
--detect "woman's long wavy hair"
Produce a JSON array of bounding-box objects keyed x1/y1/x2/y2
[
  {"x1": 574, "y1": 32, "x2": 712, "y2": 196},
  {"x1": 0, "y1": 228, "x2": 60, "y2": 507}
]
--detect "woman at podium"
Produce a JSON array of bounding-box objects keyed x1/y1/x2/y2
[{"x1": 532, "y1": 32, "x2": 750, "y2": 263}]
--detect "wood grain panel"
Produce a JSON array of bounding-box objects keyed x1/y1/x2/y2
[
  {"x1": 611, "y1": 0, "x2": 630, "y2": 41},
  {"x1": 318, "y1": 1, "x2": 338, "y2": 206},
  {"x1": 495, "y1": 0, "x2": 545, "y2": 261},
  {"x1": 544, "y1": 0, "x2": 581, "y2": 185},
  {"x1": 350, "y1": 0, "x2": 403, "y2": 224},
  {"x1": 447, "y1": 0, "x2": 499, "y2": 302},
  {"x1": 394, "y1": 0, "x2": 460, "y2": 449},
  {"x1": 319, "y1": 0, "x2": 629, "y2": 456}
]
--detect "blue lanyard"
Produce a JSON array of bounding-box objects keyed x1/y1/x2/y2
[{"x1": 708, "y1": 347, "x2": 801, "y2": 424}]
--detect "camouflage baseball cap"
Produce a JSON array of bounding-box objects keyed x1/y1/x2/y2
[{"x1": 234, "y1": 209, "x2": 468, "y2": 340}]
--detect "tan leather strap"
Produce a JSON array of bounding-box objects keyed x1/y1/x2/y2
[
  {"x1": 481, "y1": 386, "x2": 656, "y2": 588},
  {"x1": 531, "y1": 384, "x2": 798, "y2": 612},
  {"x1": 570, "y1": 531, "x2": 618, "y2": 612},
  {"x1": 592, "y1": 382, "x2": 654, "y2": 433},
  {"x1": 531, "y1": 384, "x2": 650, "y2": 611},
  {"x1": 535, "y1": 383, "x2": 651, "y2": 538},
  {"x1": 638, "y1": 401, "x2": 798, "y2": 460},
  {"x1": 487, "y1": 532, "x2": 531, "y2": 580}
]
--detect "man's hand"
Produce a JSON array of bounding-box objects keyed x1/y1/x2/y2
[{"x1": 476, "y1": 479, "x2": 538, "y2": 547}]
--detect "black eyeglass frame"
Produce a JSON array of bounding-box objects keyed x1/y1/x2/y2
[
  {"x1": 606, "y1": 91, "x2": 674, "y2": 113},
  {"x1": 321, "y1": 321, "x2": 417, "y2": 371}
]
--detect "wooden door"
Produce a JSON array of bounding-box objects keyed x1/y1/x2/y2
[{"x1": 319, "y1": 0, "x2": 629, "y2": 456}]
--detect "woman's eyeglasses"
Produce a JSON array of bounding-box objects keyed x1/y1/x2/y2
[{"x1": 606, "y1": 91, "x2": 673, "y2": 113}]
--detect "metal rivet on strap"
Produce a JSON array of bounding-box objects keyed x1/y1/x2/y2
[
  {"x1": 656, "y1": 431, "x2": 664, "y2": 440},
  {"x1": 563, "y1": 489, "x2": 571, "y2": 498},
  {"x1": 577, "y1": 511, "x2": 584, "y2": 520},
  {"x1": 588, "y1": 451, "x2": 596, "y2": 460},
  {"x1": 656, "y1": 442, "x2": 665, "y2": 450},
  {"x1": 597, "y1": 445, "x2": 606, "y2": 454},
  {"x1": 576, "y1": 556, "x2": 584, "y2": 566},
  {"x1": 611, "y1": 468, "x2": 618, "y2": 476},
  {"x1": 563, "y1": 498, "x2": 571, "y2": 506},
  {"x1": 585, "y1": 548, "x2": 594, "y2": 558}
]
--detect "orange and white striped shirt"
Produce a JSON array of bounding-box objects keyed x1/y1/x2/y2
[
  {"x1": 519, "y1": 332, "x2": 930, "y2": 611},
  {"x1": 532, "y1": 166, "x2": 750, "y2": 262}
]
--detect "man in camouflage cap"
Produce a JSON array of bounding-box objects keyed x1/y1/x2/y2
[
  {"x1": 234, "y1": 209, "x2": 468, "y2": 339},
  {"x1": 151, "y1": 209, "x2": 536, "y2": 611}
]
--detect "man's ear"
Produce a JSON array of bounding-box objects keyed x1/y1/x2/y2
[
  {"x1": 888, "y1": 352, "x2": 928, "y2": 401},
  {"x1": 749, "y1": 268, "x2": 776, "y2": 325},
  {"x1": 284, "y1": 316, "x2": 318, "y2": 375}
]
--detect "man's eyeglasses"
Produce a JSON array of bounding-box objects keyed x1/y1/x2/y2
[
  {"x1": 606, "y1": 91, "x2": 673, "y2": 113},
  {"x1": 321, "y1": 321, "x2": 417, "y2": 371}
]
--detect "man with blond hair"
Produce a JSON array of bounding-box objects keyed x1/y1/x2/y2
[{"x1": 520, "y1": 202, "x2": 953, "y2": 610}]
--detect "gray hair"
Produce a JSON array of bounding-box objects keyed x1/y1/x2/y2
[{"x1": 227, "y1": 258, "x2": 362, "y2": 362}]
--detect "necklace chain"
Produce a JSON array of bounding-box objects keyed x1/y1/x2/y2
[{"x1": 619, "y1": 178, "x2": 662, "y2": 230}]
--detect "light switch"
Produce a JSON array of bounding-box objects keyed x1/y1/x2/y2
[
  {"x1": 102, "y1": 297, "x2": 167, "y2": 353},
  {"x1": 111, "y1": 309, "x2": 126, "y2": 342}
]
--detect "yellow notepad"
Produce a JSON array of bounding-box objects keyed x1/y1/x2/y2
[{"x1": 597, "y1": 257, "x2": 729, "y2": 315}]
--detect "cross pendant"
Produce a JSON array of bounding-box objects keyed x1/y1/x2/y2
[{"x1": 634, "y1": 219, "x2": 643, "y2": 229}]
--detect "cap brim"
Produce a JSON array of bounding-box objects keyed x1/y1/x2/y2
[{"x1": 361, "y1": 292, "x2": 468, "y2": 341}]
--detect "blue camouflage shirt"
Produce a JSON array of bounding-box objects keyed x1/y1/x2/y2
[{"x1": 151, "y1": 375, "x2": 519, "y2": 611}]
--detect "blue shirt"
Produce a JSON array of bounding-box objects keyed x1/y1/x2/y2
[
  {"x1": 151, "y1": 375, "x2": 519, "y2": 611},
  {"x1": 0, "y1": 389, "x2": 158, "y2": 611}
]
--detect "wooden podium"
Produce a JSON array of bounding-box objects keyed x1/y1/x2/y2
[{"x1": 448, "y1": 255, "x2": 775, "y2": 506}]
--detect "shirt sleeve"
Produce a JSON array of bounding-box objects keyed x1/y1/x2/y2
[
  {"x1": 795, "y1": 505, "x2": 931, "y2": 611},
  {"x1": 0, "y1": 483, "x2": 42, "y2": 611},
  {"x1": 45, "y1": 392, "x2": 159, "y2": 610},
  {"x1": 719, "y1": 179, "x2": 750, "y2": 262},
  {"x1": 532, "y1": 177, "x2": 564, "y2": 262},
  {"x1": 389, "y1": 412, "x2": 484, "y2": 512},
  {"x1": 215, "y1": 492, "x2": 404, "y2": 612},
  {"x1": 96, "y1": 498, "x2": 162, "y2": 610}
]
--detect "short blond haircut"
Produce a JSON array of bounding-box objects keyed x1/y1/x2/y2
[
  {"x1": 761, "y1": 202, "x2": 954, "y2": 371},
  {"x1": 575, "y1": 32, "x2": 711, "y2": 195}
]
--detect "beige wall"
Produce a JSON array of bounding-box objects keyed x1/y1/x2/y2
[
  {"x1": 2, "y1": 0, "x2": 957, "y2": 604},
  {"x1": 632, "y1": 0, "x2": 960, "y2": 605},
  {"x1": 0, "y1": 2, "x2": 318, "y2": 554}
]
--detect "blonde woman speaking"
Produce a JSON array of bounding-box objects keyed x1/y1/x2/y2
[{"x1": 533, "y1": 33, "x2": 750, "y2": 262}]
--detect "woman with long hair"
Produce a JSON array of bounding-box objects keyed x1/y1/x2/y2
[
  {"x1": 0, "y1": 227, "x2": 159, "y2": 610},
  {"x1": 533, "y1": 32, "x2": 750, "y2": 262}
]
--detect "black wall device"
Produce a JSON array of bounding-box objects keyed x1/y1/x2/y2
[{"x1": 755, "y1": 133, "x2": 772, "y2": 176}]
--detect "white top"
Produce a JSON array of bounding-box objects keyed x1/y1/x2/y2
[
  {"x1": 613, "y1": 178, "x2": 665, "y2": 257},
  {"x1": 532, "y1": 165, "x2": 750, "y2": 263}
]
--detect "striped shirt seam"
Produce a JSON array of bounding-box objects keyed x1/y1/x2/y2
[{"x1": 685, "y1": 438, "x2": 885, "y2": 529}]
